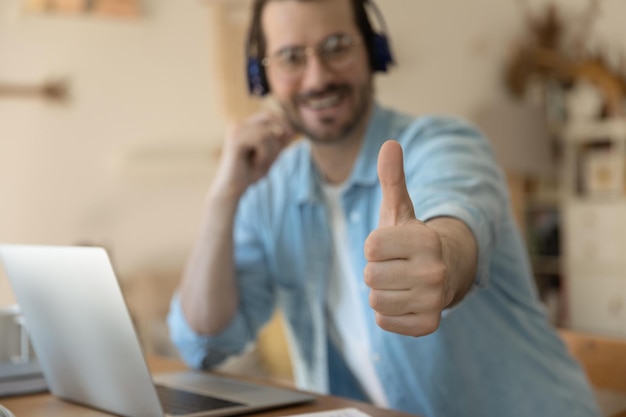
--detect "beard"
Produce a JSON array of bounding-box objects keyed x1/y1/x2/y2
[{"x1": 281, "y1": 80, "x2": 373, "y2": 145}]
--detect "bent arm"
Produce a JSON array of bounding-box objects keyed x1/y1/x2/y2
[{"x1": 178, "y1": 112, "x2": 294, "y2": 336}]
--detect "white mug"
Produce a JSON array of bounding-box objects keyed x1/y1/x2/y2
[{"x1": 0, "y1": 305, "x2": 30, "y2": 364}]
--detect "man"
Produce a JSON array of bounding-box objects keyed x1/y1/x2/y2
[{"x1": 168, "y1": 0, "x2": 600, "y2": 416}]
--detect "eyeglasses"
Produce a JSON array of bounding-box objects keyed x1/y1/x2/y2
[{"x1": 262, "y1": 33, "x2": 361, "y2": 80}]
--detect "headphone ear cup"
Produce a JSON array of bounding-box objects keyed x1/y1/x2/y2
[
  {"x1": 371, "y1": 32, "x2": 394, "y2": 72},
  {"x1": 247, "y1": 56, "x2": 269, "y2": 96}
]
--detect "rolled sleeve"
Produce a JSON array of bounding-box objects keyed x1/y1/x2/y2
[
  {"x1": 167, "y1": 293, "x2": 250, "y2": 369},
  {"x1": 401, "y1": 117, "x2": 508, "y2": 291}
]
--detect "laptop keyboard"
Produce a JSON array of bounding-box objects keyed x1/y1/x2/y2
[{"x1": 155, "y1": 384, "x2": 244, "y2": 416}]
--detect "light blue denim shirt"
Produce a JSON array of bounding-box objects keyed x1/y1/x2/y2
[{"x1": 168, "y1": 104, "x2": 600, "y2": 417}]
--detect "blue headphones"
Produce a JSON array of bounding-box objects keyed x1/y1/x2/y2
[{"x1": 246, "y1": 0, "x2": 395, "y2": 96}]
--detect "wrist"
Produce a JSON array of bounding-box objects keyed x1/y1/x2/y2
[
  {"x1": 439, "y1": 234, "x2": 458, "y2": 309},
  {"x1": 427, "y1": 217, "x2": 477, "y2": 308},
  {"x1": 205, "y1": 181, "x2": 242, "y2": 212}
]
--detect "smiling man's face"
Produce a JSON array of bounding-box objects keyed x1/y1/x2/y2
[{"x1": 262, "y1": 0, "x2": 374, "y2": 144}]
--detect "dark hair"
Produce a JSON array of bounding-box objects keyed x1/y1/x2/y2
[{"x1": 247, "y1": 0, "x2": 379, "y2": 70}]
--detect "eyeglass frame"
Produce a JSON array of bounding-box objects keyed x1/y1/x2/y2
[{"x1": 261, "y1": 33, "x2": 363, "y2": 80}]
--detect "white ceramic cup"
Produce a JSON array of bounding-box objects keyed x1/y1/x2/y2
[{"x1": 0, "y1": 305, "x2": 30, "y2": 364}]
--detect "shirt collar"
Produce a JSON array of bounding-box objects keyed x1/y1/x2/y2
[
  {"x1": 295, "y1": 102, "x2": 390, "y2": 205},
  {"x1": 348, "y1": 102, "x2": 390, "y2": 187}
]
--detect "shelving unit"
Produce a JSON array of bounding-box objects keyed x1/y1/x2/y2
[
  {"x1": 522, "y1": 174, "x2": 562, "y2": 324},
  {"x1": 560, "y1": 117, "x2": 626, "y2": 337}
]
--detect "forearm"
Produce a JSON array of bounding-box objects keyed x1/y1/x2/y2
[
  {"x1": 179, "y1": 185, "x2": 240, "y2": 336},
  {"x1": 427, "y1": 216, "x2": 478, "y2": 308}
]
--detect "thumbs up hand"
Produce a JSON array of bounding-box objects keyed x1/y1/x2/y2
[{"x1": 364, "y1": 140, "x2": 453, "y2": 337}]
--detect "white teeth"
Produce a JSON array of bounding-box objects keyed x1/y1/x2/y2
[{"x1": 308, "y1": 94, "x2": 341, "y2": 110}]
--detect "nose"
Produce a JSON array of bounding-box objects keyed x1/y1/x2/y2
[{"x1": 299, "y1": 53, "x2": 333, "y2": 92}]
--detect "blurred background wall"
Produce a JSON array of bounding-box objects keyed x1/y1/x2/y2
[{"x1": 0, "y1": 0, "x2": 222, "y2": 294}]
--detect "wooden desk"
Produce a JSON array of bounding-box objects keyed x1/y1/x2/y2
[{"x1": 1, "y1": 356, "x2": 416, "y2": 417}]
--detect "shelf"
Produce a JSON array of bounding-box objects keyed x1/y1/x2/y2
[
  {"x1": 22, "y1": 0, "x2": 142, "y2": 18},
  {"x1": 558, "y1": 117, "x2": 626, "y2": 199},
  {"x1": 557, "y1": 118, "x2": 626, "y2": 143},
  {"x1": 563, "y1": 195, "x2": 626, "y2": 205}
]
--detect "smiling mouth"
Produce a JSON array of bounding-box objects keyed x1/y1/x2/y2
[
  {"x1": 306, "y1": 93, "x2": 342, "y2": 110},
  {"x1": 299, "y1": 85, "x2": 349, "y2": 111}
]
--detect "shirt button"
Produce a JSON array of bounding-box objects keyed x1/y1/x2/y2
[
  {"x1": 372, "y1": 353, "x2": 381, "y2": 362},
  {"x1": 350, "y1": 211, "x2": 361, "y2": 223}
]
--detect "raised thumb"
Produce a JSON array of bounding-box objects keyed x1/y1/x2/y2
[{"x1": 377, "y1": 140, "x2": 416, "y2": 227}]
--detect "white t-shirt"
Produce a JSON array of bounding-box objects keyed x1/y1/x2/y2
[{"x1": 321, "y1": 183, "x2": 388, "y2": 407}]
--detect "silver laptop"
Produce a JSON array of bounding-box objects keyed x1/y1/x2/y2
[{"x1": 0, "y1": 244, "x2": 314, "y2": 417}]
